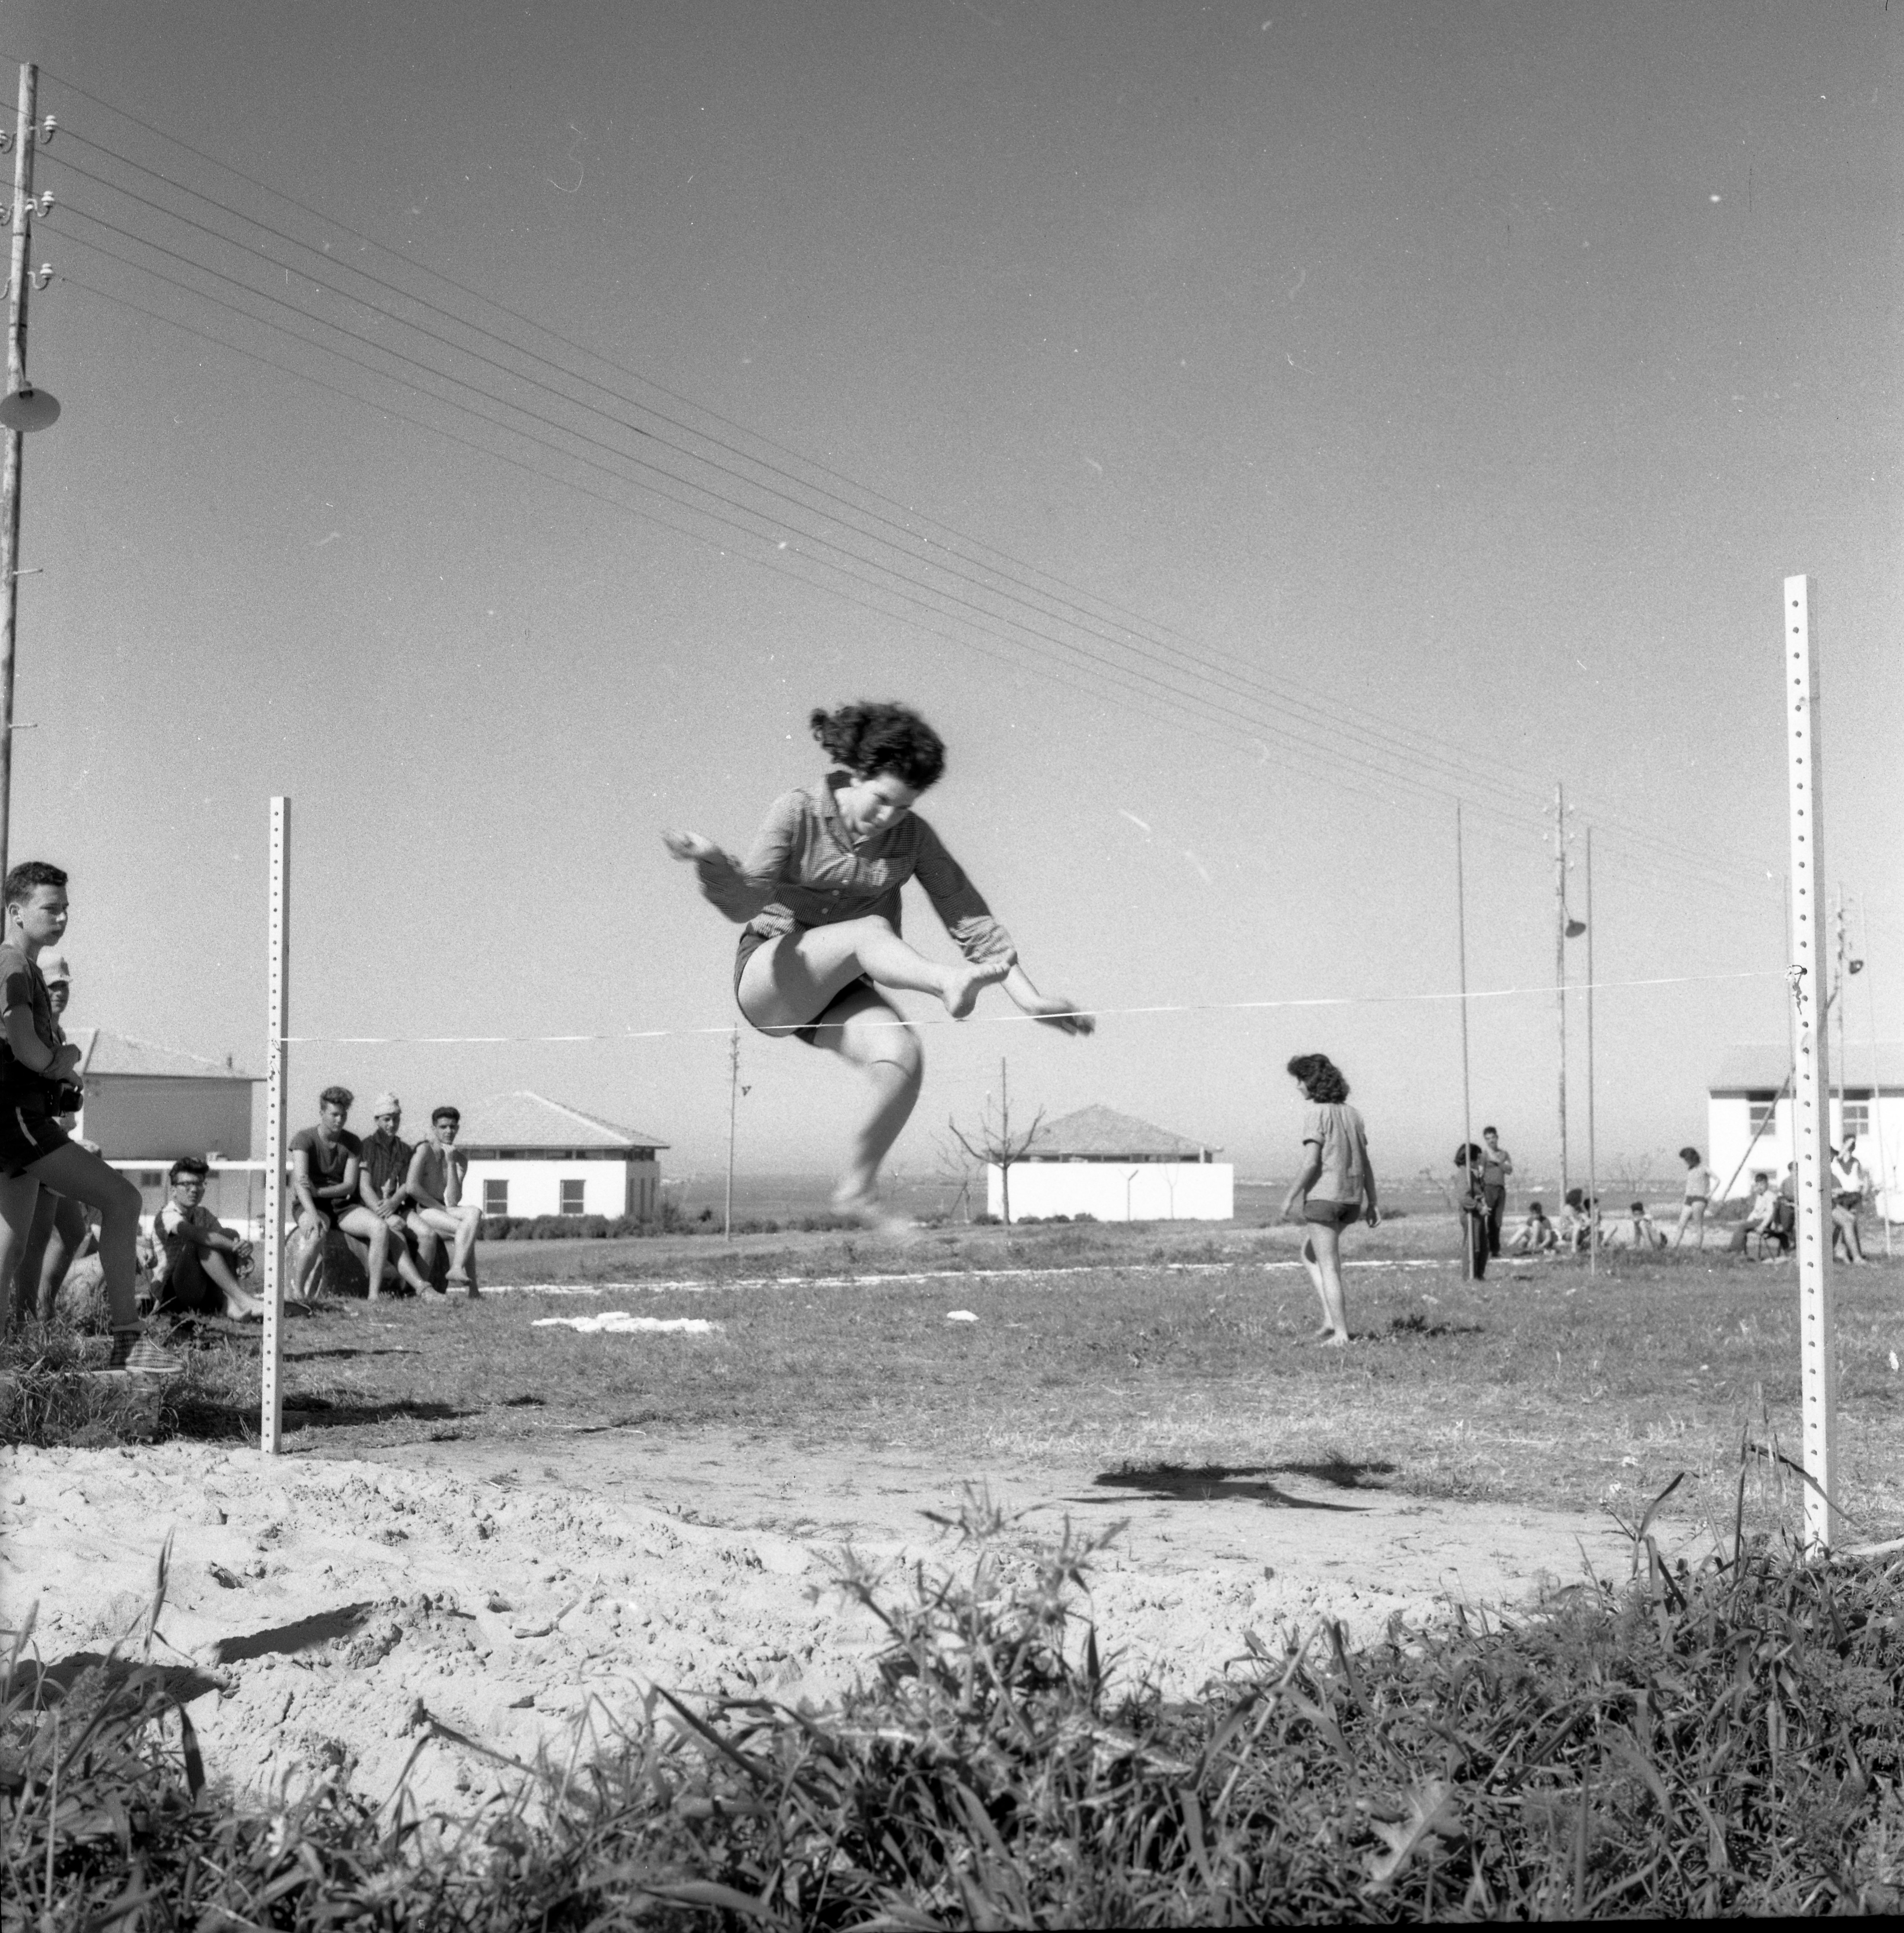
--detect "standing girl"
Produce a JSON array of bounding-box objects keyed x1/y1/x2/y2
[
  {"x1": 665, "y1": 703, "x2": 1091, "y2": 1228},
  {"x1": 1672, "y1": 1146, "x2": 1715, "y2": 1249},
  {"x1": 1279, "y1": 1053, "x2": 1378, "y2": 1345}
]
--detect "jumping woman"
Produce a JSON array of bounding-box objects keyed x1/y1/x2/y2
[
  {"x1": 1279, "y1": 1053, "x2": 1378, "y2": 1346},
  {"x1": 664, "y1": 702, "x2": 1092, "y2": 1228}
]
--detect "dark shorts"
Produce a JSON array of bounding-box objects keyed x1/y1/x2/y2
[
  {"x1": 734, "y1": 927, "x2": 872, "y2": 1047},
  {"x1": 0, "y1": 1095, "x2": 70, "y2": 1176},
  {"x1": 1303, "y1": 1198, "x2": 1361, "y2": 1229}
]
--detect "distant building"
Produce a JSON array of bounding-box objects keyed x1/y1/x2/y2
[
  {"x1": 455, "y1": 1090, "x2": 669, "y2": 1222},
  {"x1": 988, "y1": 1103, "x2": 1232, "y2": 1222},
  {"x1": 1707, "y1": 1044, "x2": 1904, "y2": 1201},
  {"x1": 72, "y1": 1028, "x2": 259, "y2": 1161}
]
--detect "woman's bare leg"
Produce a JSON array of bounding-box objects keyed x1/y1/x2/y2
[
  {"x1": 25, "y1": 1145, "x2": 142, "y2": 1330},
  {"x1": 805, "y1": 983, "x2": 923, "y2": 1218},
  {"x1": 740, "y1": 918, "x2": 1006, "y2": 1033},
  {"x1": 36, "y1": 1196, "x2": 91, "y2": 1322},
  {"x1": 1305, "y1": 1221, "x2": 1350, "y2": 1345}
]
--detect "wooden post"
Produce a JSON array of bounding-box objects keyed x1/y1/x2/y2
[
  {"x1": 1456, "y1": 803, "x2": 1474, "y2": 1279},
  {"x1": 1783, "y1": 575, "x2": 1837, "y2": 1549},
  {"x1": 261, "y1": 798, "x2": 289, "y2": 1457},
  {"x1": 0, "y1": 64, "x2": 40, "y2": 885}
]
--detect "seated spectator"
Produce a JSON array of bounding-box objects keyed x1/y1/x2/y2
[
  {"x1": 355, "y1": 1092, "x2": 433, "y2": 1298},
  {"x1": 1729, "y1": 1172, "x2": 1782, "y2": 1255},
  {"x1": 1605, "y1": 1200, "x2": 1666, "y2": 1250},
  {"x1": 150, "y1": 1156, "x2": 260, "y2": 1319},
  {"x1": 289, "y1": 1086, "x2": 414, "y2": 1300},
  {"x1": 1557, "y1": 1187, "x2": 1599, "y2": 1254},
  {"x1": 407, "y1": 1105, "x2": 481, "y2": 1296},
  {"x1": 1508, "y1": 1200, "x2": 1559, "y2": 1254}
]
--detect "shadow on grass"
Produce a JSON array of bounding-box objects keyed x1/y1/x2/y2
[
  {"x1": 1083, "y1": 1463, "x2": 1377, "y2": 1511},
  {"x1": 281, "y1": 1398, "x2": 470, "y2": 1432}
]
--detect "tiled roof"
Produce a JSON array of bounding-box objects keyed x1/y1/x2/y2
[
  {"x1": 455, "y1": 1090, "x2": 669, "y2": 1152},
  {"x1": 1021, "y1": 1104, "x2": 1215, "y2": 1160},
  {"x1": 1712, "y1": 1044, "x2": 1904, "y2": 1093},
  {"x1": 73, "y1": 1028, "x2": 256, "y2": 1081}
]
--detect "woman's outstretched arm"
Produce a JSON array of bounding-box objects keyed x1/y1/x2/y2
[{"x1": 663, "y1": 793, "x2": 799, "y2": 924}]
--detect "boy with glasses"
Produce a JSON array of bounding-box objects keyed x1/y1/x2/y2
[{"x1": 151, "y1": 1156, "x2": 260, "y2": 1320}]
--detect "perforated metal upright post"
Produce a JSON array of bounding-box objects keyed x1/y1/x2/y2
[
  {"x1": 261, "y1": 798, "x2": 289, "y2": 1457},
  {"x1": 1783, "y1": 576, "x2": 1837, "y2": 1549}
]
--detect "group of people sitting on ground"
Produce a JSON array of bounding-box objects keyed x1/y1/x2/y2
[{"x1": 289, "y1": 1087, "x2": 482, "y2": 1299}]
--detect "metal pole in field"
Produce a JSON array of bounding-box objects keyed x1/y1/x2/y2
[
  {"x1": 1861, "y1": 904, "x2": 1893, "y2": 1258},
  {"x1": 1456, "y1": 803, "x2": 1475, "y2": 1280},
  {"x1": 724, "y1": 1025, "x2": 738, "y2": 1240},
  {"x1": 1586, "y1": 828, "x2": 1597, "y2": 1276},
  {"x1": 261, "y1": 798, "x2": 289, "y2": 1458},
  {"x1": 1553, "y1": 783, "x2": 1568, "y2": 1207},
  {"x1": 1782, "y1": 575, "x2": 1837, "y2": 1549},
  {"x1": 0, "y1": 64, "x2": 49, "y2": 885}
]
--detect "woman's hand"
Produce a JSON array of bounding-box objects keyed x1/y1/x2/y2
[{"x1": 662, "y1": 829, "x2": 719, "y2": 864}]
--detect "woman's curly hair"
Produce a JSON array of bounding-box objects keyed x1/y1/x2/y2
[
  {"x1": 1286, "y1": 1053, "x2": 1349, "y2": 1103},
  {"x1": 810, "y1": 702, "x2": 946, "y2": 791}
]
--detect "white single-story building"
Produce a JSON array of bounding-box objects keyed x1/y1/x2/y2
[
  {"x1": 70, "y1": 1028, "x2": 259, "y2": 1162},
  {"x1": 988, "y1": 1104, "x2": 1233, "y2": 1222},
  {"x1": 1707, "y1": 1044, "x2": 1904, "y2": 1201},
  {"x1": 455, "y1": 1090, "x2": 668, "y2": 1222}
]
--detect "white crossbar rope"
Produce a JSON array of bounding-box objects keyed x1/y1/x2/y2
[
  {"x1": 275, "y1": 968, "x2": 1784, "y2": 1047},
  {"x1": 1783, "y1": 574, "x2": 1838, "y2": 1551}
]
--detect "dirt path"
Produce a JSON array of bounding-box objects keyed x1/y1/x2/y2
[{"x1": 3, "y1": 1430, "x2": 1698, "y2": 1814}]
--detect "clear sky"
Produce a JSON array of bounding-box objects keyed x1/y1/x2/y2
[{"x1": 1, "y1": 0, "x2": 1898, "y2": 1186}]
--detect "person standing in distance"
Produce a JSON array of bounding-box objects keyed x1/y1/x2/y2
[
  {"x1": 0, "y1": 862, "x2": 181, "y2": 1372},
  {"x1": 1479, "y1": 1125, "x2": 1514, "y2": 1258},
  {"x1": 665, "y1": 702, "x2": 1091, "y2": 1230},
  {"x1": 1672, "y1": 1146, "x2": 1715, "y2": 1250},
  {"x1": 14, "y1": 952, "x2": 97, "y2": 1322},
  {"x1": 1279, "y1": 1053, "x2": 1378, "y2": 1346}
]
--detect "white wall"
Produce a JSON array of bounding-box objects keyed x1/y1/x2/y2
[
  {"x1": 1707, "y1": 1095, "x2": 1904, "y2": 1200},
  {"x1": 461, "y1": 1157, "x2": 657, "y2": 1220},
  {"x1": 81, "y1": 1075, "x2": 257, "y2": 1161},
  {"x1": 987, "y1": 1161, "x2": 1233, "y2": 1222}
]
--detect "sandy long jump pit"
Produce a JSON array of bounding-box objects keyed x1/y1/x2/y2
[{"x1": 1, "y1": 1424, "x2": 1687, "y2": 1814}]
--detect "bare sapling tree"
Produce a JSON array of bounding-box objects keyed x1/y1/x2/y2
[{"x1": 949, "y1": 1059, "x2": 1044, "y2": 1225}]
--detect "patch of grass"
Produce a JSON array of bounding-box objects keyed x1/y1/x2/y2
[
  {"x1": 194, "y1": 1236, "x2": 1904, "y2": 1539},
  {"x1": 8, "y1": 1496, "x2": 1904, "y2": 1923}
]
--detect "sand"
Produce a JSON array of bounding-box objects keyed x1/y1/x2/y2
[{"x1": 2, "y1": 1428, "x2": 1696, "y2": 1815}]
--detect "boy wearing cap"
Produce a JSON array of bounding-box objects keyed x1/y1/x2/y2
[
  {"x1": 406, "y1": 1106, "x2": 480, "y2": 1294},
  {"x1": 0, "y1": 861, "x2": 181, "y2": 1373},
  {"x1": 356, "y1": 1092, "x2": 433, "y2": 1299}
]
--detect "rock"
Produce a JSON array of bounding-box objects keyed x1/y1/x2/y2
[{"x1": 206, "y1": 1562, "x2": 242, "y2": 1590}]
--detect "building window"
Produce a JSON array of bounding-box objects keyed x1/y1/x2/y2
[
  {"x1": 484, "y1": 1179, "x2": 509, "y2": 1216},
  {"x1": 1747, "y1": 1093, "x2": 1778, "y2": 1136},
  {"x1": 560, "y1": 1178, "x2": 586, "y2": 1216},
  {"x1": 1843, "y1": 1099, "x2": 1870, "y2": 1142}
]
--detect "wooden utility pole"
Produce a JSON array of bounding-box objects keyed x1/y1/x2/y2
[
  {"x1": 1782, "y1": 574, "x2": 1838, "y2": 1549},
  {"x1": 261, "y1": 798, "x2": 289, "y2": 1458},
  {"x1": 0, "y1": 64, "x2": 50, "y2": 886}
]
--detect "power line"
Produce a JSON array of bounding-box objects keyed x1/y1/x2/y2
[{"x1": 37, "y1": 75, "x2": 1769, "y2": 896}]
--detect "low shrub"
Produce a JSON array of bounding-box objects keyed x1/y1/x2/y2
[{"x1": 8, "y1": 1485, "x2": 1904, "y2": 1923}]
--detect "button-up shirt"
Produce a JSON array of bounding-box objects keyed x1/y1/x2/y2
[
  {"x1": 359, "y1": 1128, "x2": 414, "y2": 1206},
  {"x1": 691, "y1": 772, "x2": 1016, "y2": 967}
]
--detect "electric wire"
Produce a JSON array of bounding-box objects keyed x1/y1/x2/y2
[
  {"x1": 51, "y1": 140, "x2": 1583, "y2": 836},
  {"x1": 58, "y1": 215, "x2": 1608, "y2": 835},
  {"x1": 36, "y1": 84, "x2": 1774, "y2": 898}
]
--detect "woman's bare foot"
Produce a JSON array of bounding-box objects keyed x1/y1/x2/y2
[
  {"x1": 831, "y1": 1187, "x2": 918, "y2": 1239},
  {"x1": 941, "y1": 957, "x2": 1011, "y2": 1020}
]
